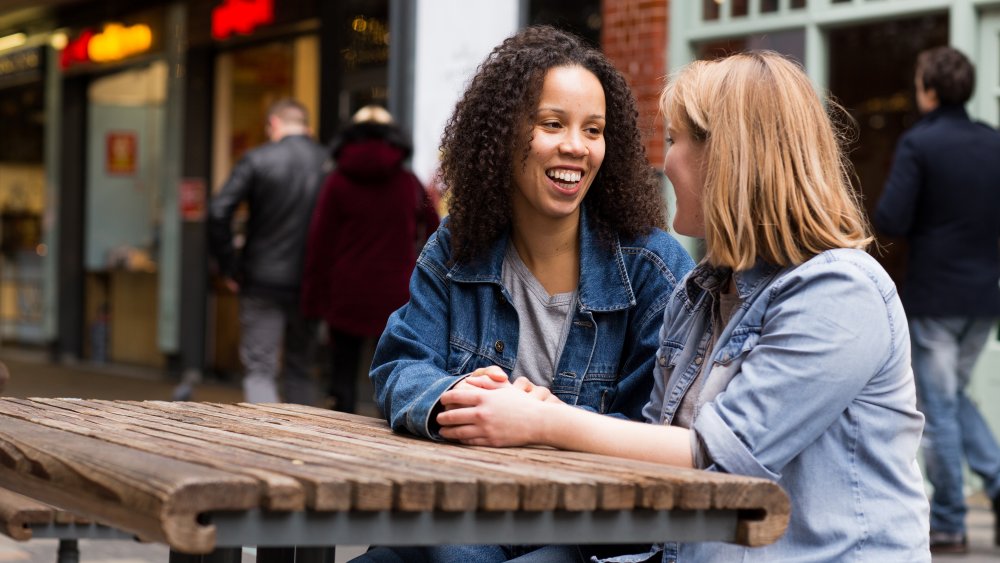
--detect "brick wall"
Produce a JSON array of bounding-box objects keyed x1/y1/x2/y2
[{"x1": 601, "y1": 0, "x2": 669, "y2": 169}]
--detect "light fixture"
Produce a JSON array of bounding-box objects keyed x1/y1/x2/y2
[
  {"x1": 50, "y1": 31, "x2": 68, "y2": 50},
  {"x1": 0, "y1": 32, "x2": 27, "y2": 52}
]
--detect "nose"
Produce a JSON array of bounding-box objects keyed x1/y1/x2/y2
[{"x1": 559, "y1": 131, "x2": 588, "y2": 157}]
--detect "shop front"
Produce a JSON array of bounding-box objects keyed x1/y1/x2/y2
[
  {"x1": 52, "y1": 2, "x2": 185, "y2": 368},
  {"x1": 0, "y1": 43, "x2": 46, "y2": 346}
]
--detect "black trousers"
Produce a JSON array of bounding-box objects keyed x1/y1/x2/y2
[{"x1": 327, "y1": 327, "x2": 364, "y2": 413}]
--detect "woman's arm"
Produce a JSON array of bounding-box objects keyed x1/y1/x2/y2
[{"x1": 437, "y1": 384, "x2": 694, "y2": 467}]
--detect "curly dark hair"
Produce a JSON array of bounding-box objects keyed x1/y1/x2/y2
[
  {"x1": 917, "y1": 46, "x2": 975, "y2": 106},
  {"x1": 439, "y1": 25, "x2": 666, "y2": 264}
]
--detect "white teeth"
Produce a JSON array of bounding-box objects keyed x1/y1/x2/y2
[{"x1": 547, "y1": 169, "x2": 582, "y2": 183}]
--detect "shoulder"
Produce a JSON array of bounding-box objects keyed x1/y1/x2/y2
[
  {"x1": 772, "y1": 249, "x2": 895, "y2": 304},
  {"x1": 415, "y1": 220, "x2": 454, "y2": 282},
  {"x1": 618, "y1": 228, "x2": 695, "y2": 287}
]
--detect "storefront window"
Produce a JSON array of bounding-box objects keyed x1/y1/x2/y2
[
  {"x1": 828, "y1": 14, "x2": 948, "y2": 286},
  {"x1": 696, "y1": 28, "x2": 805, "y2": 64},
  {"x1": 528, "y1": 0, "x2": 601, "y2": 47},
  {"x1": 338, "y1": 0, "x2": 389, "y2": 124},
  {"x1": 0, "y1": 80, "x2": 45, "y2": 344}
]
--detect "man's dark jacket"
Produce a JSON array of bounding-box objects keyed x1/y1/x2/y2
[
  {"x1": 208, "y1": 134, "x2": 327, "y2": 302},
  {"x1": 874, "y1": 105, "x2": 1000, "y2": 317}
]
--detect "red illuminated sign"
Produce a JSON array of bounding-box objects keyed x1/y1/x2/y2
[
  {"x1": 59, "y1": 29, "x2": 94, "y2": 69},
  {"x1": 212, "y1": 0, "x2": 275, "y2": 40}
]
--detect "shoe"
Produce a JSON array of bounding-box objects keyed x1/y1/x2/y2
[{"x1": 929, "y1": 530, "x2": 968, "y2": 554}]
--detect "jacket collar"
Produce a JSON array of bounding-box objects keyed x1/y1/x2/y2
[
  {"x1": 923, "y1": 104, "x2": 968, "y2": 122},
  {"x1": 685, "y1": 257, "x2": 784, "y2": 303},
  {"x1": 448, "y1": 208, "x2": 635, "y2": 311}
]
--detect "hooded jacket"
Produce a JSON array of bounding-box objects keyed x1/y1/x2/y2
[{"x1": 301, "y1": 122, "x2": 440, "y2": 336}]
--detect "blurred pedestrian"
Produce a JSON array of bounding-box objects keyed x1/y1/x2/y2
[
  {"x1": 208, "y1": 98, "x2": 326, "y2": 405},
  {"x1": 301, "y1": 106, "x2": 439, "y2": 413},
  {"x1": 875, "y1": 46, "x2": 1000, "y2": 554}
]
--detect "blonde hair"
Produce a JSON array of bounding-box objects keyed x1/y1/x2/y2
[
  {"x1": 352, "y1": 105, "x2": 393, "y2": 124},
  {"x1": 660, "y1": 51, "x2": 872, "y2": 269}
]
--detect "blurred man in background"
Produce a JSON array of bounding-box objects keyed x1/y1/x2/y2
[
  {"x1": 208, "y1": 98, "x2": 326, "y2": 405},
  {"x1": 875, "y1": 46, "x2": 1000, "y2": 554}
]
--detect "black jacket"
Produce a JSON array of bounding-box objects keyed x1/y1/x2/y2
[
  {"x1": 208, "y1": 134, "x2": 327, "y2": 302},
  {"x1": 874, "y1": 105, "x2": 1000, "y2": 317}
]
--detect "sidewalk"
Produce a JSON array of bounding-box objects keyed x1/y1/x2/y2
[{"x1": 0, "y1": 349, "x2": 997, "y2": 562}]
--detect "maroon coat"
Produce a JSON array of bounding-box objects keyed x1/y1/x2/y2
[{"x1": 301, "y1": 131, "x2": 439, "y2": 337}]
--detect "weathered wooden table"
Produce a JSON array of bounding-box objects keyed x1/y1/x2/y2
[{"x1": 0, "y1": 399, "x2": 789, "y2": 561}]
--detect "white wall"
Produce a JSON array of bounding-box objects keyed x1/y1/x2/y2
[{"x1": 411, "y1": 0, "x2": 519, "y2": 186}]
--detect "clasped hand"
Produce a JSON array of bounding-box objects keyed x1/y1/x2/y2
[{"x1": 437, "y1": 366, "x2": 562, "y2": 447}]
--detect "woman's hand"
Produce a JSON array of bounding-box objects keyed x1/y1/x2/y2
[{"x1": 436, "y1": 385, "x2": 555, "y2": 446}]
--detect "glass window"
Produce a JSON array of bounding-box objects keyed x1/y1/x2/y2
[
  {"x1": 703, "y1": 0, "x2": 720, "y2": 21},
  {"x1": 827, "y1": 14, "x2": 948, "y2": 286},
  {"x1": 791, "y1": 0, "x2": 807, "y2": 8},
  {"x1": 761, "y1": 0, "x2": 779, "y2": 12},
  {"x1": 696, "y1": 28, "x2": 805, "y2": 65},
  {"x1": 529, "y1": 0, "x2": 601, "y2": 47},
  {"x1": 732, "y1": 0, "x2": 749, "y2": 18}
]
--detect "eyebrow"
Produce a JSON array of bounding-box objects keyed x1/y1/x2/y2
[{"x1": 536, "y1": 107, "x2": 606, "y2": 121}]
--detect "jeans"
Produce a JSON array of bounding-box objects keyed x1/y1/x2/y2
[
  {"x1": 910, "y1": 316, "x2": 1000, "y2": 534},
  {"x1": 239, "y1": 295, "x2": 317, "y2": 405},
  {"x1": 351, "y1": 544, "x2": 644, "y2": 563}
]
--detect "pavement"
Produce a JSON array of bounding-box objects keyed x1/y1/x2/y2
[{"x1": 0, "y1": 347, "x2": 998, "y2": 562}]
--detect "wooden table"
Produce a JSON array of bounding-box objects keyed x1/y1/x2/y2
[{"x1": 0, "y1": 398, "x2": 789, "y2": 560}]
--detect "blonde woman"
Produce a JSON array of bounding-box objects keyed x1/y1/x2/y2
[{"x1": 437, "y1": 51, "x2": 931, "y2": 561}]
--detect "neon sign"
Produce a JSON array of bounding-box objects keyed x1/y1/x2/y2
[
  {"x1": 59, "y1": 24, "x2": 152, "y2": 69},
  {"x1": 212, "y1": 0, "x2": 275, "y2": 40}
]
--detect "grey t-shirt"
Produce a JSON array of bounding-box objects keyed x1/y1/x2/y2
[{"x1": 501, "y1": 243, "x2": 578, "y2": 388}]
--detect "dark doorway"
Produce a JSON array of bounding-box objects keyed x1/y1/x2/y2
[{"x1": 827, "y1": 14, "x2": 948, "y2": 286}]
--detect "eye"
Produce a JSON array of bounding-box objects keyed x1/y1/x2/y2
[
  {"x1": 665, "y1": 136, "x2": 674, "y2": 147},
  {"x1": 540, "y1": 120, "x2": 562, "y2": 130},
  {"x1": 585, "y1": 125, "x2": 604, "y2": 137}
]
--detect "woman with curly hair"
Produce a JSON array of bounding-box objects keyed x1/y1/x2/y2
[{"x1": 357, "y1": 25, "x2": 693, "y2": 563}]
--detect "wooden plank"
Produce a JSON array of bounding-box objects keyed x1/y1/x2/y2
[
  {"x1": 0, "y1": 398, "x2": 310, "y2": 511},
  {"x1": 0, "y1": 488, "x2": 55, "y2": 540},
  {"x1": 33, "y1": 399, "x2": 410, "y2": 512},
  {"x1": 114, "y1": 400, "x2": 487, "y2": 512},
  {"x1": 261, "y1": 403, "x2": 789, "y2": 543},
  {"x1": 162, "y1": 401, "x2": 615, "y2": 512},
  {"x1": 0, "y1": 412, "x2": 259, "y2": 554}
]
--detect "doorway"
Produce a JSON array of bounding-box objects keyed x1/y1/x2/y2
[{"x1": 827, "y1": 14, "x2": 948, "y2": 286}]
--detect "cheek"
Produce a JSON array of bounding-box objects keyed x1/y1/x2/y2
[{"x1": 591, "y1": 141, "x2": 606, "y2": 171}]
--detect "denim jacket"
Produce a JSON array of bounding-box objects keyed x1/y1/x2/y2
[
  {"x1": 370, "y1": 211, "x2": 694, "y2": 439},
  {"x1": 627, "y1": 249, "x2": 929, "y2": 562}
]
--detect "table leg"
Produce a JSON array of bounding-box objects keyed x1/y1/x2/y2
[
  {"x1": 168, "y1": 548, "x2": 241, "y2": 563},
  {"x1": 256, "y1": 547, "x2": 336, "y2": 563},
  {"x1": 56, "y1": 539, "x2": 78, "y2": 563}
]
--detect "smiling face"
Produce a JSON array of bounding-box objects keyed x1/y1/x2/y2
[
  {"x1": 663, "y1": 122, "x2": 707, "y2": 238},
  {"x1": 511, "y1": 65, "x2": 607, "y2": 229}
]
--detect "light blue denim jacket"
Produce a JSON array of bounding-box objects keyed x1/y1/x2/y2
[
  {"x1": 636, "y1": 249, "x2": 930, "y2": 562},
  {"x1": 370, "y1": 211, "x2": 694, "y2": 439}
]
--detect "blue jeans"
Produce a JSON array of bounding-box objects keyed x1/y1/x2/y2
[
  {"x1": 910, "y1": 317, "x2": 1000, "y2": 534},
  {"x1": 351, "y1": 545, "x2": 537, "y2": 563},
  {"x1": 351, "y1": 544, "x2": 643, "y2": 562}
]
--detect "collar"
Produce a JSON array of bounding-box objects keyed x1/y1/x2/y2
[
  {"x1": 448, "y1": 208, "x2": 635, "y2": 311},
  {"x1": 685, "y1": 258, "x2": 784, "y2": 302},
  {"x1": 923, "y1": 104, "x2": 968, "y2": 122}
]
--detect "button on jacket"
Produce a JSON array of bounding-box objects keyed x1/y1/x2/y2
[
  {"x1": 643, "y1": 249, "x2": 929, "y2": 562},
  {"x1": 371, "y1": 210, "x2": 694, "y2": 439}
]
